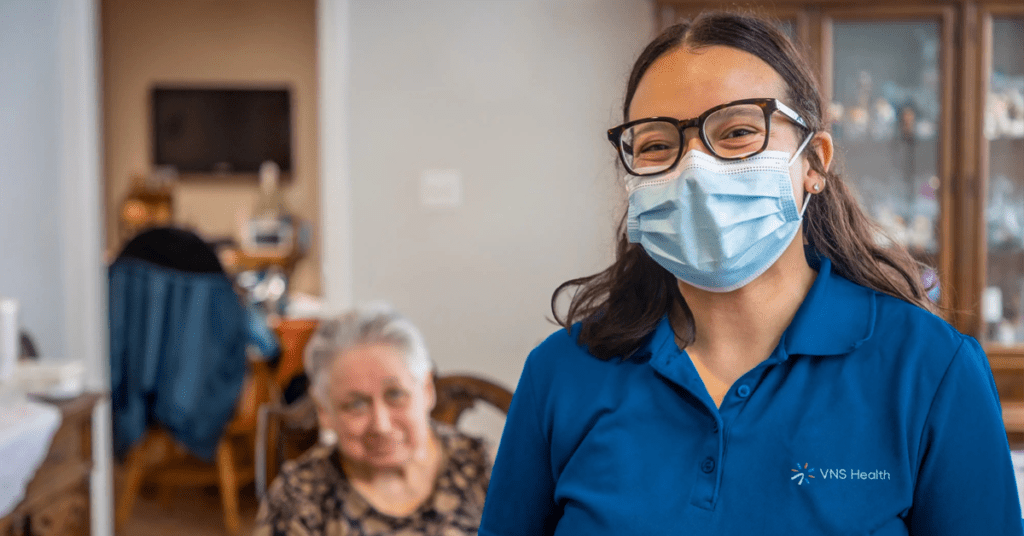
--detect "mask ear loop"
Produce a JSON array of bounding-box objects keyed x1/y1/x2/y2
[
  {"x1": 789, "y1": 132, "x2": 815, "y2": 218},
  {"x1": 787, "y1": 132, "x2": 814, "y2": 167},
  {"x1": 799, "y1": 191, "x2": 812, "y2": 218}
]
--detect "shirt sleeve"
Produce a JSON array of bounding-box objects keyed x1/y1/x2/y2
[
  {"x1": 907, "y1": 336, "x2": 1024, "y2": 535},
  {"x1": 479, "y1": 356, "x2": 560, "y2": 536}
]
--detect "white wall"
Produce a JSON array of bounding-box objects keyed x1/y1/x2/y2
[
  {"x1": 0, "y1": 0, "x2": 67, "y2": 359},
  {"x1": 337, "y1": 0, "x2": 654, "y2": 443},
  {"x1": 1, "y1": 0, "x2": 110, "y2": 533}
]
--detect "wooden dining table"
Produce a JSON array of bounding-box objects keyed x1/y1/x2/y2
[{"x1": 0, "y1": 392, "x2": 102, "y2": 536}]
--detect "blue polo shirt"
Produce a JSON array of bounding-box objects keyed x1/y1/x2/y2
[{"x1": 480, "y1": 257, "x2": 1023, "y2": 535}]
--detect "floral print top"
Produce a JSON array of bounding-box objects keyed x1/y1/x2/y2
[{"x1": 254, "y1": 424, "x2": 491, "y2": 536}]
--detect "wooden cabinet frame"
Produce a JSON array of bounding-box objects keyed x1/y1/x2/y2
[{"x1": 972, "y1": 3, "x2": 1024, "y2": 354}]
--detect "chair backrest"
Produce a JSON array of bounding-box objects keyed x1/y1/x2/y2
[
  {"x1": 117, "y1": 226, "x2": 225, "y2": 273},
  {"x1": 431, "y1": 374, "x2": 513, "y2": 425},
  {"x1": 273, "y1": 318, "x2": 320, "y2": 395},
  {"x1": 109, "y1": 227, "x2": 247, "y2": 462},
  {"x1": 255, "y1": 373, "x2": 513, "y2": 497}
]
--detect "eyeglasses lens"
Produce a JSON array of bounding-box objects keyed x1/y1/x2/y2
[
  {"x1": 704, "y1": 104, "x2": 768, "y2": 160},
  {"x1": 620, "y1": 121, "x2": 680, "y2": 176}
]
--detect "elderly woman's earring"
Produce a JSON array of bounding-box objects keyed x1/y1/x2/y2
[{"x1": 320, "y1": 428, "x2": 338, "y2": 446}]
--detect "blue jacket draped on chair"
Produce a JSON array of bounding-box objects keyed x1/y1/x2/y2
[{"x1": 109, "y1": 228, "x2": 247, "y2": 462}]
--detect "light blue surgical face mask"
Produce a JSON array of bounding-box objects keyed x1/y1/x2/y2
[{"x1": 625, "y1": 136, "x2": 813, "y2": 292}]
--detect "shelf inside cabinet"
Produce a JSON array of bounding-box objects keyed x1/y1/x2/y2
[
  {"x1": 1003, "y1": 401, "x2": 1024, "y2": 433},
  {"x1": 987, "y1": 350, "x2": 1024, "y2": 413},
  {"x1": 988, "y1": 353, "x2": 1024, "y2": 372}
]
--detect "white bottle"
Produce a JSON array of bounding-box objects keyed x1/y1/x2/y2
[
  {"x1": 247, "y1": 160, "x2": 293, "y2": 251},
  {"x1": 0, "y1": 298, "x2": 19, "y2": 382},
  {"x1": 253, "y1": 160, "x2": 288, "y2": 222}
]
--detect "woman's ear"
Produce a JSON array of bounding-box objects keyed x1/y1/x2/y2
[
  {"x1": 315, "y1": 399, "x2": 339, "y2": 445},
  {"x1": 811, "y1": 131, "x2": 833, "y2": 175},
  {"x1": 423, "y1": 371, "x2": 437, "y2": 411},
  {"x1": 804, "y1": 131, "x2": 834, "y2": 192},
  {"x1": 315, "y1": 399, "x2": 330, "y2": 429}
]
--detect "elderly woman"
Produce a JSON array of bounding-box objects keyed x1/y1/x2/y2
[{"x1": 255, "y1": 304, "x2": 491, "y2": 536}]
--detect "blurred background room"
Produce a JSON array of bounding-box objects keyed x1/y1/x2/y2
[{"x1": 0, "y1": 0, "x2": 1021, "y2": 535}]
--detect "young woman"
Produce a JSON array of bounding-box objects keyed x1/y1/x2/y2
[{"x1": 479, "y1": 12, "x2": 1023, "y2": 535}]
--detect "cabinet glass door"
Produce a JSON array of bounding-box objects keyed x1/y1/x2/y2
[
  {"x1": 983, "y1": 16, "x2": 1024, "y2": 346},
  {"x1": 829, "y1": 19, "x2": 946, "y2": 303}
]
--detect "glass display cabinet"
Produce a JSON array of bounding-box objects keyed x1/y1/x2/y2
[
  {"x1": 983, "y1": 17, "x2": 1024, "y2": 347},
  {"x1": 976, "y1": 6, "x2": 1024, "y2": 441},
  {"x1": 655, "y1": 1, "x2": 1024, "y2": 441},
  {"x1": 828, "y1": 14, "x2": 951, "y2": 305}
]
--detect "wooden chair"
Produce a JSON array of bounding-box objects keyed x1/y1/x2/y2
[
  {"x1": 115, "y1": 358, "x2": 276, "y2": 535},
  {"x1": 110, "y1": 226, "x2": 273, "y2": 534},
  {"x1": 431, "y1": 374, "x2": 514, "y2": 425},
  {"x1": 255, "y1": 374, "x2": 513, "y2": 498}
]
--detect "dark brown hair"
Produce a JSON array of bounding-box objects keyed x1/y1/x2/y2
[{"x1": 552, "y1": 11, "x2": 936, "y2": 360}]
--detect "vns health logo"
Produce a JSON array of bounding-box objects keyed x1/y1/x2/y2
[
  {"x1": 791, "y1": 462, "x2": 816, "y2": 485},
  {"x1": 790, "y1": 462, "x2": 891, "y2": 486}
]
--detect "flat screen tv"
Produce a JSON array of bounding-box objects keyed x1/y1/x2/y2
[{"x1": 152, "y1": 87, "x2": 292, "y2": 175}]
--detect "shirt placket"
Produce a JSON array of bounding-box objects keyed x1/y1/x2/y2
[
  {"x1": 648, "y1": 347, "x2": 726, "y2": 513},
  {"x1": 653, "y1": 353, "x2": 777, "y2": 513}
]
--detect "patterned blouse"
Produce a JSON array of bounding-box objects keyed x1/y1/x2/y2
[{"x1": 254, "y1": 424, "x2": 491, "y2": 536}]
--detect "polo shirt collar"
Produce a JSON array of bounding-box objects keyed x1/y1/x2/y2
[{"x1": 781, "y1": 252, "x2": 876, "y2": 358}]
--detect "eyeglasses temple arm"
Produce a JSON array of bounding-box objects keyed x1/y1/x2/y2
[{"x1": 776, "y1": 100, "x2": 808, "y2": 129}]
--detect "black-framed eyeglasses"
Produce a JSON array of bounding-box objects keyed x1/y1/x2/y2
[{"x1": 607, "y1": 98, "x2": 810, "y2": 176}]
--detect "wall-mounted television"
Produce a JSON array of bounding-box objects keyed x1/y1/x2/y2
[{"x1": 152, "y1": 87, "x2": 292, "y2": 175}]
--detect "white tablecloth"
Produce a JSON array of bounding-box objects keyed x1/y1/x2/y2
[
  {"x1": 0, "y1": 396, "x2": 61, "y2": 518},
  {"x1": 1013, "y1": 450, "x2": 1024, "y2": 515}
]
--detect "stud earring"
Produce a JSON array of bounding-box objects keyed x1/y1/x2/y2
[
  {"x1": 812, "y1": 183, "x2": 821, "y2": 192},
  {"x1": 319, "y1": 428, "x2": 338, "y2": 446}
]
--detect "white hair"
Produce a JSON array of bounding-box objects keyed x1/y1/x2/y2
[{"x1": 304, "y1": 302, "x2": 433, "y2": 406}]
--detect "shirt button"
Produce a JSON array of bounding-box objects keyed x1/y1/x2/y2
[
  {"x1": 737, "y1": 384, "x2": 751, "y2": 398},
  {"x1": 711, "y1": 421, "x2": 719, "y2": 432},
  {"x1": 701, "y1": 457, "x2": 716, "y2": 473}
]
